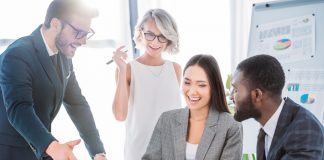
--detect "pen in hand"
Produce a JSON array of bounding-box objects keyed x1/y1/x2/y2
[
  {"x1": 106, "y1": 59, "x2": 114, "y2": 65},
  {"x1": 106, "y1": 49, "x2": 128, "y2": 65}
]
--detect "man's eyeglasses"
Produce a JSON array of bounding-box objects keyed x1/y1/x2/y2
[
  {"x1": 143, "y1": 31, "x2": 168, "y2": 43},
  {"x1": 61, "y1": 21, "x2": 95, "y2": 40}
]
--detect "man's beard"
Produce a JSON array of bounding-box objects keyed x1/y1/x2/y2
[
  {"x1": 234, "y1": 96, "x2": 261, "y2": 122},
  {"x1": 55, "y1": 33, "x2": 64, "y2": 53}
]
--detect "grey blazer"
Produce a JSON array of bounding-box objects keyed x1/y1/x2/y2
[{"x1": 142, "y1": 107, "x2": 243, "y2": 160}]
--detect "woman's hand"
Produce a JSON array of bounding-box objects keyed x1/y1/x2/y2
[{"x1": 112, "y1": 45, "x2": 128, "y2": 71}]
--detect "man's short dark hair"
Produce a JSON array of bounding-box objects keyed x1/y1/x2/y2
[
  {"x1": 44, "y1": 0, "x2": 98, "y2": 28},
  {"x1": 237, "y1": 54, "x2": 285, "y2": 96}
]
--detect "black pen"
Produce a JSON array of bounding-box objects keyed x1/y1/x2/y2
[
  {"x1": 106, "y1": 59, "x2": 114, "y2": 65},
  {"x1": 106, "y1": 50, "x2": 128, "y2": 65}
]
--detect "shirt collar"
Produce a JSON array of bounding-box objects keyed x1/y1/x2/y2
[
  {"x1": 262, "y1": 98, "x2": 285, "y2": 138},
  {"x1": 40, "y1": 27, "x2": 58, "y2": 56}
]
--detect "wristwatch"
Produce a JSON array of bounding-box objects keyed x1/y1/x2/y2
[{"x1": 94, "y1": 153, "x2": 106, "y2": 159}]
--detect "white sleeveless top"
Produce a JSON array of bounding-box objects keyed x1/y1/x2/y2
[{"x1": 124, "y1": 60, "x2": 182, "y2": 160}]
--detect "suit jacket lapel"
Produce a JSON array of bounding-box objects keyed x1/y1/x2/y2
[
  {"x1": 196, "y1": 108, "x2": 219, "y2": 160},
  {"x1": 172, "y1": 108, "x2": 189, "y2": 160},
  {"x1": 31, "y1": 26, "x2": 61, "y2": 85},
  {"x1": 268, "y1": 98, "x2": 296, "y2": 159},
  {"x1": 30, "y1": 26, "x2": 63, "y2": 108}
]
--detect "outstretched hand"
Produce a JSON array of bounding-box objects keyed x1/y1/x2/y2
[{"x1": 46, "y1": 139, "x2": 81, "y2": 160}]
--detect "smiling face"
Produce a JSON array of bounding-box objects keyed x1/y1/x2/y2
[
  {"x1": 140, "y1": 19, "x2": 168, "y2": 57},
  {"x1": 182, "y1": 65, "x2": 211, "y2": 111},
  {"x1": 231, "y1": 70, "x2": 261, "y2": 122},
  {"x1": 55, "y1": 14, "x2": 92, "y2": 58}
]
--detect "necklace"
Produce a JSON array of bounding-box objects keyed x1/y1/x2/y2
[
  {"x1": 146, "y1": 63, "x2": 165, "y2": 77},
  {"x1": 190, "y1": 116, "x2": 208, "y2": 122},
  {"x1": 135, "y1": 59, "x2": 166, "y2": 77}
]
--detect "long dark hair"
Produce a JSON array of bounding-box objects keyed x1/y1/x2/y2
[{"x1": 184, "y1": 54, "x2": 230, "y2": 113}]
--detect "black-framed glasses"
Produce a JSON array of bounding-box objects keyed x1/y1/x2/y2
[
  {"x1": 61, "y1": 20, "x2": 95, "y2": 40},
  {"x1": 143, "y1": 32, "x2": 168, "y2": 43}
]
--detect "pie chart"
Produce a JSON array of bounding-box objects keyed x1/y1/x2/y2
[{"x1": 273, "y1": 38, "x2": 291, "y2": 50}]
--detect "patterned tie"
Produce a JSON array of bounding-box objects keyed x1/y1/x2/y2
[
  {"x1": 50, "y1": 54, "x2": 61, "y2": 80},
  {"x1": 257, "y1": 128, "x2": 266, "y2": 160},
  {"x1": 51, "y1": 54, "x2": 58, "y2": 67}
]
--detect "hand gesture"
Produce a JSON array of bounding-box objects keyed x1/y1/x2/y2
[
  {"x1": 112, "y1": 45, "x2": 128, "y2": 71},
  {"x1": 46, "y1": 139, "x2": 81, "y2": 160}
]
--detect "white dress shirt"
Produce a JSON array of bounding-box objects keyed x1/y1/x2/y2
[
  {"x1": 262, "y1": 98, "x2": 285, "y2": 158},
  {"x1": 40, "y1": 27, "x2": 58, "y2": 56}
]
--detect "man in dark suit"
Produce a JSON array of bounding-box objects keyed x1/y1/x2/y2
[
  {"x1": 0, "y1": 0, "x2": 107, "y2": 159},
  {"x1": 231, "y1": 54, "x2": 324, "y2": 160}
]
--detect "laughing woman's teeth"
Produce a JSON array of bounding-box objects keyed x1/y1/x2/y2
[{"x1": 189, "y1": 96, "x2": 200, "y2": 102}]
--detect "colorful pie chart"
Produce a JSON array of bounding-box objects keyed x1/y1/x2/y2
[
  {"x1": 273, "y1": 38, "x2": 291, "y2": 50},
  {"x1": 300, "y1": 94, "x2": 315, "y2": 104}
]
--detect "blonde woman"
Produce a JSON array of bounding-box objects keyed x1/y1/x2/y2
[{"x1": 112, "y1": 9, "x2": 182, "y2": 160}]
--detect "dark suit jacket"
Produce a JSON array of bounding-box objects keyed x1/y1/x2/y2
[
  {"x1": 142, "y1": 107, "x2": 243, "y2": 160},
  {"x1": 0, "y1": 26, "x2": 105, "y2": 159},
  {"x1": 266, "y1": 97, "x2": 324, "y2": 160}
]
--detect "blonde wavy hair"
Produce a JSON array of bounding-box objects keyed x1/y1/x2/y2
[{"x1": 133, "y1": 9, "x2": 179, "y2": 54}]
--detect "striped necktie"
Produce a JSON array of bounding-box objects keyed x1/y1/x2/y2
[{"x1": 257, "y1": 128, "x2": 266, "y2": 160}]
